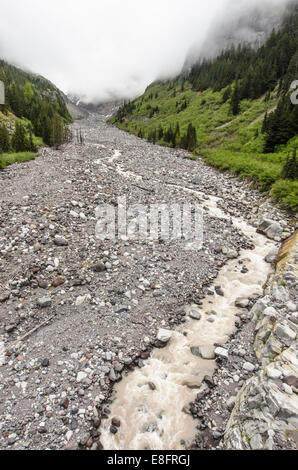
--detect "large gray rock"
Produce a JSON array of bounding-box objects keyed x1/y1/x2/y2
[
  {"x1": 224, "y1": 366, "x2": 298, "y2": 450},
  {"x1": 157, "y1": 329, "x2": 172, "y2": 343},
  {"x1": 189, "y1": 305, "x2": 202, "y2": 320},
  {"x1": 198, "y1": 345, "x2": 215, "y2": 360},
  {"x1": 214, "y1": 347, "x2": 229, "y2": 360},
  {"x1": 250, "y1": 298, "x2": 268, "y2": 321},
  {"x1": 37, "y1": 297, "x2": 52, "y2": 308},
  {"x1": 191, "y1": 345, "x2": 215, "y2": 359},
  {"x1": 265, "y1": 250, "x2": 278, "y2": 264},
  {"x1": 235, "y1": 297, "x2": 249, "y2": 308},
  {"x1": 275, "y1": 324, "x2": 296, "y2": 344},
  {"x1": 257, "y1": 218, "x2": 283, "y2": 241}
]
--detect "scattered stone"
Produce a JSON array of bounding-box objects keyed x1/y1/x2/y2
[
  {"x1": 265, "y1": 250, "x2": 278, "y2": 264},
  {"x1": 148, "y1": 382, "x2": 156, "y2": 391},
  {"x1": 189, "y1": 306, "x2": 202, "y2": 320},
  {"x1": 60, "y1": 398, "x2": 69, "y2": 409},
  {"x1": 54, "y1": 235, "x2": 68, "y2": 247},
  {"x1": 284, "y1": 375, "x2": 298, "y2": 389},
  {"x1": 0, "y1": 292, "x2": 10, "y2": 302},
  {"x1": 93, "y1": 418, "x2": 101, "y2": 428},
  {"x1": 93, "y1": 262, "x2": 106, "y2": 273},
  {"x1": 110, "y1": 425, "x2": 118, "y2": 435},
  {"x1": 38, "y1": 279, "x2": 48, "y2": 289},
  {"x1": 214, "y1": 347, "x2": 229, "y2": 360},
  {"x1": 286, "y1": 301, "x2": 297, "y2": 313},
  {"x1": 235, "y1": 298, "x2": 249, "y2": 308},
  {"x1": 109, "y1": 369, "x2": 117, "y2": 382},
  {"x1": 157, "y1": 329, "x2": 172, "y2": 343},
  {"x1": 37, "y1": 297, "x2": 52, "y2": 308},
  {"x1": 243, "y1": 362, "x2": 255, "y2": 372},
  {"x1": 282, "y1": 383, "x2": 293, "y2": 395},
  {"x1": 115, "y1": 306, "x2": 129, "y2": 313},
  {"x1": 257, "y1": 218, "x2": 283, "y2": 241},
  {"x1": 52, "y1": 277, "x2": 65, "y2": 287},
  {"x1": 76, "y1": 372, "x2": 87, "y2": 383},
  {"x1": 191, "y1": 345, "x2": 215, "y2": 360},
  {"x1": 5, "y1": 324, "x2": 17, "y2": 334},
  {"x1": 275, "y1": 324, "x2": 296, "y2": 343},
  {"x1": 112, "y1": 418, "x2": 121, "y2": 428},
  {"x1": 204, "y1": 376, "x2": 216, "y2": 388},
  {"x1": 79, "y1": 433, "x2": 90, "y2": 446},
  {"x1": 38, "y1": 426, "x2": 47, "y2": 434},
  {"x1": 8, "y1": 434, "x2": 17, "y2": 446},
  {"x1": 215, "y1": 286, "x2": 224, "y2": 296}
]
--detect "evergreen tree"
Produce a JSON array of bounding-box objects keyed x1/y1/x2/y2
[
  {"x1": 230, "y1": 81, "x2": 240, "y2": 116},
  {"x1": 261, "y1": 112, "x2": 268, "y2": 134},
  {"x1": 0, "y1": 125, "x2": 10, "y2": 153},
  {"x1": 28, "y1": 130, "x2": 37, "y2": 152},
  {"x1": 222, "y1": 85, "x2": 232, "y2": 103},
  {"x1": 172, "y1": 123, "x2": 180, "y2": 148},
  {"x1": 264, "y1": 94, "x2": 298, "y2": 153},
  {"x1": 50, "y1": 113, "x2": 64, "y2": 148},
  {"x1": 23, "y1": 81, "x2": 34, "y2": 104},
  {"x1": 282, "y1": 149, "x2": 298, "y2": 180},
  {"x1": 12, "y1": 121, "x2": 26, "y2": 152},
  {"x1": 180, "y1": 123, "x2": 197, "y2": 151},
  {"x1": 186, "y1": 123, "x2": 197, "y2": 151}
]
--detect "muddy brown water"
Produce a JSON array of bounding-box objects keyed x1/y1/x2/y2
[{"x1": 100, "y1": 184, "x2": 276, "y2": 450}]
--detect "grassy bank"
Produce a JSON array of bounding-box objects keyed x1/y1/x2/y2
[
  {"x1": 110, "y1": 81, "x2": 298, "y2": 212},
  {"x1": 0, "y1": 151, "x2": 37, "y2": 169}
]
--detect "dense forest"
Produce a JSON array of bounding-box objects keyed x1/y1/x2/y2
[{"x1": 0, "y1": 60, "x2": 72, "y2": 156}]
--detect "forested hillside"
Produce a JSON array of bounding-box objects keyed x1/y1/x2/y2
[
  {"x1": 110, "y1": 7, "x2": 298, "y2": 211},
  {"x1": 0, "y1": 60, "x2": 72, "y2": 168}
]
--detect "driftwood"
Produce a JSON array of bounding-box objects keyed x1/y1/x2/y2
[{"x1": 14, "y1": 315, "x2": 56, "y2": 344}]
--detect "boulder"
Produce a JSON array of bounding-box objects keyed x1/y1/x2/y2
[
  {"x1": 257, "y1": 218, "x2": 283, "y2": 241},
  {"x1": 215, "y1": 347, "x2": 229, "y2": 360},
  {"x1": 157, "y1": 329, "x2": 172, "y2": 343},
  {"x1": 189, "y1": 305, "x2": 202, "y2": 320},
  {"x1": 235, "y1": 298, "x2": 249, "y2": 308},
  {"x1": 37, "y1": 297, "x2": 52, "y2": 308}
]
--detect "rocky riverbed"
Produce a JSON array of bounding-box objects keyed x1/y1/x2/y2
[{"x1": 0, "y1": 104, "x2": 296, "y2": 450}]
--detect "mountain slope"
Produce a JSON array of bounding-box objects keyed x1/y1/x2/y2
[
  {"x1": 109, "y1": 8, "x2": 298, "y2": 211},
  {"x1": 0, "y1": 60, "x2": 72, "y2": 168}
]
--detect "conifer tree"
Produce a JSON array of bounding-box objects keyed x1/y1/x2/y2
[
  {"x1": 12, "y1": 121, "x2": 26, "y2": 152},
  {"x1": 186, "y1": 123, "x2": 197, "y2": 151},
  {"x1": 50, "y1": 113, "x2": 64, "y2": 148},
  {"x1": 222, "y1": 85, "x2": 232, "y2": 103},
  {"x1": 282, "y1": 149, "x2": 298, "y2": 180},
  {"x1": 0, "y1": 125, "x2": 10, "y2": 153},
  {"x1": 230, "y1": 81, "x2": 240, "y2": 116}
]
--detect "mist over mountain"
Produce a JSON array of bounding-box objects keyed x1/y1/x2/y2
[
  {"x1": 184, "y1": 0, "x2": 296, "y2": 71},
  {"x1": 0, "y1": 0, "x2": 295, "y2": 103}
]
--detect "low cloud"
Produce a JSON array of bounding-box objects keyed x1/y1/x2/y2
[{"x1": 0, "y1": 0, "x2": 293, "y2": 102}]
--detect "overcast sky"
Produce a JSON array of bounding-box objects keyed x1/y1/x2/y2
[{"x1": 0, "y1": 0, "x2": 292, "y2": 102}]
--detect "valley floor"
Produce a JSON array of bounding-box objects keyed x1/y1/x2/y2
[{"x1": 0, "y1": 105, "x2": 296, "y2": 450}]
